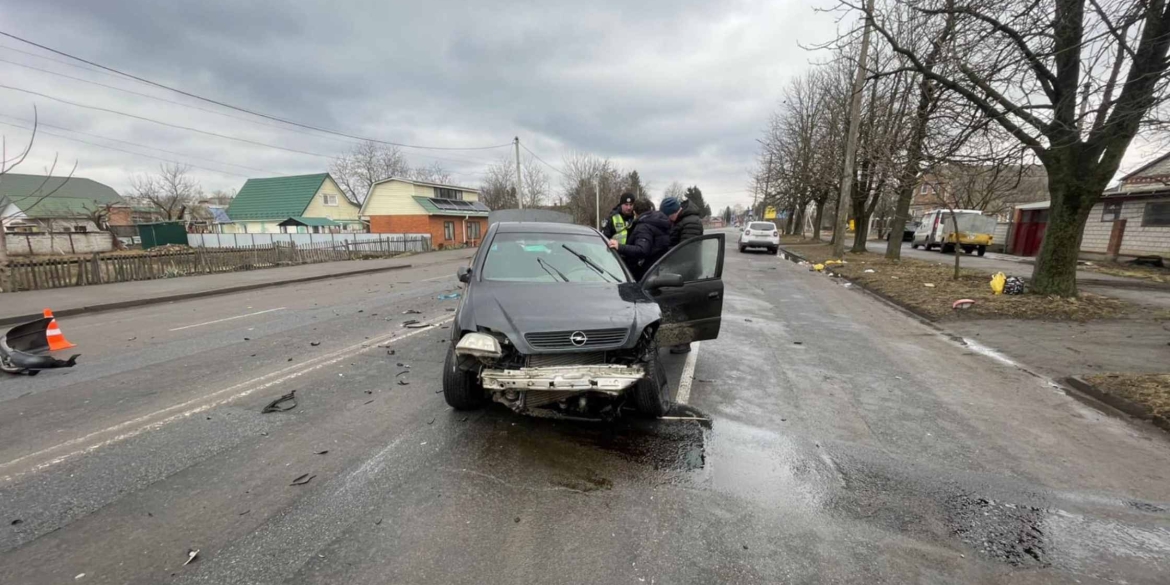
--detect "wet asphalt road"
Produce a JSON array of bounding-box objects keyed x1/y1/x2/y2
[{"x1": 2, "y1": 241, "x2": 1170, "y2": 584}]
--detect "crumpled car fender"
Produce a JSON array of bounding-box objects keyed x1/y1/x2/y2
[{"x1": 1, "y1": 318, "x2": 80, "y2": 375}]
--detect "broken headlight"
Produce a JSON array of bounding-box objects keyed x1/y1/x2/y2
[{"x1": 455, "y1": 332, "x2": 503, "y2": 359}]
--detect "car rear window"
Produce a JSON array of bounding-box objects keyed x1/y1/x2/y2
[
  {"x1": 749, "y1": 222, "x2": 776, "y2": 231},
  {"x1": 481, "y1": 232, "x2": 627, "y2": 283}
]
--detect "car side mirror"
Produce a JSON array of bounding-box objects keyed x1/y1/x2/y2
[
  {"x1": 645, "y1": 272, "x2": 684, "y2": 290},
  {"x1": 457, "y1": 266, "x2": 472, "y2": 283}
]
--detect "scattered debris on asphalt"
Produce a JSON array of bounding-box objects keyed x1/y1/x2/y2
[
  {"x1": 183, "y1": 549, "x2": 199, "y2": 566},
  {"x1": 238, "y1": 510, "x2": 250, "y2": 516},
  {"x1": 406, "y1": 323, "x2": 429, "y2": 329},
  {"x1": 745, "y1": 319, "x2": 753, "y2": 322},
  {"x1": 437, "y1": 292, "x2": 462, "y2": 300},
  {"x1": 364, "y1": 399, "x2": 375, "y2": 405},
  {"x1": 244, "y1": 337, "x2": 251, "y2": 341},
  {"x1": 864, "y1": 269, "x2": 875, "y2": 273},
  {"x1": 261, "y1": 391, "x2": 297, "y2": 413},
  {"x1": 402, "y1": 319, "x2": 420, "y2": 327},
  {"x1": 310, "y1": 341, "x2": 320, "y2": 347},
  {"x1": 10, "y1": 519, "x2": 22, "y2": 526},
  {"x1": 445, "y1": 308, "x2": 456, "y2": 312},
  {"x1": 402, "y1": 309, "x2": 421, "y2": 315},
  {"x1": 428, "y1": 417, "x2": 436, "y2": 425},
  {"x1": 290, "y1": 473, "x2": 316, "y2": 486},
  {"x1": 127, "y1": 337, "x2": 137, "y2": 341},
  {"x1": 460, "y1": 416, "x2": 468, "y2": 422},
  {"x1": 315, "y1": 450, "x2": 329, "y2": 455},
  {"x1": 375, "y1": 518, "x2": 383, "y2": 525},
  {"x1": 514, "y1": 517, "x2": 521, "y2": 523},
  {"x1": 398, "y1": 380, "x2": 410, "y2": 386},
  {"x1": 397, "y1": 370, "x2": 410, "y2": 377},
  {"x1": 794, "y1": 341, "x2": 803, "y2": 345}
]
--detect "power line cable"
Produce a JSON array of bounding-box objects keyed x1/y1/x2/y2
[
  {"x1": 0, "y1": 31, "x2": 515, "y2": 152},
  {"x1": 0, "y1": 57, "x2": 362, "y2": 147},
  {"x1": 0, "y1": 113, "x2": 281, "y2": 174},
  {"x1": 0, "y1": 119, "x2": 255, "y2": 178},
  {"x1": 518, "y1": 143, "x2": 569, "y2": 177}
]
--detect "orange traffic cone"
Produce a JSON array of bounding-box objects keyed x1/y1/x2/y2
[{"x1": 43, "y1": 308, "x2": 76, "y2": 351}]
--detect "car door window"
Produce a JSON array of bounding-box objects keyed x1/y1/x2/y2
[{"x1": 643, "y1": 235, "x2": 723, "y2": 284}]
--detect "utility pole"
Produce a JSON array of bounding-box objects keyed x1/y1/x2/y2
[
  {"x1": 513, "y1": 136, "x2": 524, "y2": 210},
  {"x1": 761, "y1": 153, "x2": 773, "y2": 220},
  {"x1": 595, "y1": 178, "x2": 601, "y2": 230},
  {"x1": 831, "y1": 0, "x2": 875, "y2": 258}
]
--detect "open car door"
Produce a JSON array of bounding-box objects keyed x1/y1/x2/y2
[{"x1": 638, "y1": 234, "x2": 725, "y2": 346}]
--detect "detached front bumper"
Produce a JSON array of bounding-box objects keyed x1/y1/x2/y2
[{"x1": 480, "y1": 364, "x2": 646, "y2": 394}]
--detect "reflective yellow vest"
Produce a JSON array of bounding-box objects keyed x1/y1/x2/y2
[{"x1": 611, "y1": 213, "x2": 629, "y2": 244}]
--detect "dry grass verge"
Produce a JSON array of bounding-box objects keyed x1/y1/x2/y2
[
  {"x1": 1086, "y1": 374, "x2": 1170, "y2": 420},
  {"x1": 783, "y1": 244, "x2": 1153, "y2": 321}
]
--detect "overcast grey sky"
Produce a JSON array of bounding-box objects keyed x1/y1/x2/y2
[{"x1": 0, "y1": 0, "x2": 850, "y2": 211}]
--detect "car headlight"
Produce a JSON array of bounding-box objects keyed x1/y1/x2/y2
[{"x1": 455, "y1": 332, "x2": 503, "y2": 358}]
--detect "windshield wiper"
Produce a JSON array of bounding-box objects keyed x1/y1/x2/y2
[
  {"x1": 536, "y1": 257, "x2": 569, "y2": 282},
  {"x1": 562, "y1": 245, "x2": 621, "y2": 283}
]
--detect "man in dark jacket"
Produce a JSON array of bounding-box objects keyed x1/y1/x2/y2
[
  {"x1": 662, "y1": 197, "x2": 704, "y2": 246},
  {"x1": 608, "y1": 198, "x2": 671, "y2": 280},
  {"x1": 660, "y1": 196, "x2": 705, "y2": 354},
  {"x1": 601, "y1": 192, "x2": 636, "y2": 245}
]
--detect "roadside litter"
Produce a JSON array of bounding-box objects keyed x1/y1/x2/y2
[
  {"x1": 990, "y1": 272, "x2": 1006, "y2": 294},
  {"x1": 290, "y1": 473, "x2": 315, "y2": 486},
  {"x1": 183, "y1": 549, "x2": 199, "y2": 566},
  {"x1": 864, "y1": 269, "x2": 875, "y2": 273},
  {"x1": 405, "y1": 323, "x2": 429, "y2": 329},
  {"x1": 923, "y1": 283, "x2": 936, "y2": 288},
  {"x1": 401, "y1": 319, "x2": 420, "y2": 327},
  {"x1": 952, "y1": 299, "x2": 976, "y2": 310},
  {"x1": 1004, "y1": 276, "x2": 1025, "y2": 295},
  {"x1": 437, "y1": 292, "x2": 462, "y2": 300},
  {"x1": 402, "y1": 309, "x2": 421, "y2": 315},
  {"x1": 261, "y1": 391, "x2": 297, "y2": 413}
]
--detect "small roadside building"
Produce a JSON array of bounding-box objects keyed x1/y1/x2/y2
[
  {"x1": 0, "y1": 173, "x2": 125, "y2": 233},
  {"x1": 360, "y1": 178, "x2": 490, "y2": 248},
  {"x1": 224, "y1": 173, "x2": 363, "y2": 234}
]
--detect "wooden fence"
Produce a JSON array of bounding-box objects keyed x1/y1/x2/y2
[{"x1": 4, "y1": 237, "x2": 428, "y2": 292}]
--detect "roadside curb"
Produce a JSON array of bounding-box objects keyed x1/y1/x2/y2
[
  {"x1": 1064, "y1": 376, "x2": 1170, "y2": 434},
  {"x1": 777, "y1": 244, "x2": 1170, "y2": 436},
  {"x1": 0, "y1": 263, "x2": 413, "y2": 327}
]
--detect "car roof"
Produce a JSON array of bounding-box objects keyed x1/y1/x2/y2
[{"x1": 493, "y1": 221, "x2": 600, "y2": 235}]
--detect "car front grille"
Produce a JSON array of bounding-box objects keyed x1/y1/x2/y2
[{"x1": 524, "y1": 328, "x2": 628, "y2": 350}]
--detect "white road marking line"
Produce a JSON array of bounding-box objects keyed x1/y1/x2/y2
[
  {"x1": 168, "y1": 307, "x2": 287, "y2": 331},
  {"x1": 0, "y1": 316, "x2": 454, "y2": 484},
  {"x1": 674, "y1": 341, "x2": 702, "y2": 405}
]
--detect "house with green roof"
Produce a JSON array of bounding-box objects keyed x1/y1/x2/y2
[
  {"x1": 224, "y1": 173, "x2": 363, "y2": 234},
  {"x1": 1, "y1": 173, "x2": 126, "y2": 233}
]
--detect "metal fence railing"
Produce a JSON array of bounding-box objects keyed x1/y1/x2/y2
[{"x1": 4, "y1": 236, "x2": 429, "y2": 292}]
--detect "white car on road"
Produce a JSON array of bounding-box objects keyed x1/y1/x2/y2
[{"x1": 738, "y1": 221, "x2": 780, "y2": 254}]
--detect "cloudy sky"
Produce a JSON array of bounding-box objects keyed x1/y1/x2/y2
[{"x1": 0, "y1": 0, "x2": 850, "y2": 211}]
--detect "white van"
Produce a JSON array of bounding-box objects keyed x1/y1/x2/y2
[{"x1": 912, "y1": 210, "x2": 998, "y2": 256}]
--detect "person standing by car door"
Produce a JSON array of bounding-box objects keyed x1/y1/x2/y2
[
  {"x1": 661, "y1": 196, "x2": 704, "y2": 354},
  {"x1": 601, "y1": 192, "x2": 636, "y2": 245},
  {"x1": 608, "y1": 198, "x2": 671, "y2": 280}
]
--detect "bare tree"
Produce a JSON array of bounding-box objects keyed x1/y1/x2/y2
[
  {"x1": 663, "y1": 181, "x2": 686, "y2": 200},
  {"x1": 560, "y1": 152, "x2": 625, "y2": 227},
  {"x1": 521, "y1": 157, "x2": 549, "y2": 208},
  {"x1": 841, "y1": 0, "x2": 1170, "y2": 296},
  {"x1": 480, "y1": 155, "x2": 550, "y2": 210},
  {"x1": 132, "y1": 163, "x2": 201, "y2": 221},
  {"x1": 330, "y1": 141, "x2": 410, "y2": 203},
  {"x1": 411, "y1": 161, "x2": 453, "y2": 185}
]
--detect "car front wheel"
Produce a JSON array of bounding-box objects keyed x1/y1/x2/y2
[
  {"x1": 443, "y1": 345, "x2": 486, "y2": 410},
  {"x1": 632, "y1": 347, "x2": 671, "y2": 417}
]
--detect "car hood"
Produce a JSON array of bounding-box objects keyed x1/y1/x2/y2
[{"x1": 456, "y1": 281, "x2": 660, "y2": 353}]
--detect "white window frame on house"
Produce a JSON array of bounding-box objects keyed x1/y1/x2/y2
[
  {"x1": 467, "y1": 220, "x2": 481, "y2": 241},
  {"x1": 444, "y1": 221, "x2": 455, "y2": 240},
  {"x1": 323, "y1": 193, "x2": 338, "y2": 206},
  {"x1": 1142, "y1": 200, "x2": 1170, "y2": 227},
  {"x1": 1101, "y1": 201, "x2": 1123, "y2": 222}
]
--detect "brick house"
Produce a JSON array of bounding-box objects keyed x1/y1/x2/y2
[
  {"x1": 1080, "y1": 153, "x2": 1170, "y2": 259},
  {"x1": 360, "y1": 178, "x2": 490, "y2": 248}
]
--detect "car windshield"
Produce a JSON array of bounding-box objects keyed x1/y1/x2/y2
[
  {"x1": 481, "y1": 232, "x2": 627, "y2": 283},
  {"x1": 749, "y1": 222, "x2": 775, "y2": 231}
]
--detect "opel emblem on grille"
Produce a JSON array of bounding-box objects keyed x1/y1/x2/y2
[{"x1": 569, "y1": 331, "x2": 588, "y2": 346}]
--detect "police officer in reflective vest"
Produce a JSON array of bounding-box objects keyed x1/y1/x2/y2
[{"x1": 601, "y1": 192, "x2": 636, "y2": 244}]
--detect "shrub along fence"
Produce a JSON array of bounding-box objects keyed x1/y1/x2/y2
[{"x1": 3, "y1": 236, "x2": 429, "y2": 292}]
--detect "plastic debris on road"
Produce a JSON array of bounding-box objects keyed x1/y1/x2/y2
[
  {"x1": 924, "y1": 283, "x2": 936, "y2": 288},
  {"x1": 813, "y1": 263, "x2": 825, "y2": 271},
  {"x1": 290, "y1": 473, "x2": 316, "y2": 486},
  {"x1": 261, "y1": 390, "x2": 297, "y2": 413},
  {"x1": 437, "y1": 292, "x2": 462, "y2": 300},
  {"x1": 864, "y1": 269, "x2": 875, "y2": 273},
  {"x1": 183, "y1": 549, "x2": 199, "y2": 566}
]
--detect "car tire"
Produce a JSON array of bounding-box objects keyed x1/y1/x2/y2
[
  {"x1": 941, "y1": 243, "x2": 954, "y2": 253},
  {"x1": 739, "y1": 245, "x2": 746, "y2": 253},
  {"x1": 442, "y1": 345, "x2": 485, "y2": 410},
  {"x1": 911, "y1": 242, "x2": 919, "y2": 249},
  {"x1": 632, "y1": 347, "x2": 671, "y2": 417},
  {"x1": 977, "y1": 246, "x2": 987, "y2": 257},
  {"x1": 770, "y1": 247, "x2": 779, "y2": 255}
]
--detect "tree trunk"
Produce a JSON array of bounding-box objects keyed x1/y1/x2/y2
[
  {"x1": 812, "y1": 198, "x2": 826, "y2": 241},
  {"x1": 886, "y1": 184, "x2": 915, "y2": 259},
  {"x1": 850, "y1": 195, "x2": 869, "y2": 253},
  {"x1": 1030, "y1": 156, "x2": 1100, "y2": 296},
  {"x1": 793, "y1": 203, "x2": 806, "y2": 238},
  {"x1": 950, "y1": 213, "x2": 962, "y2": 280}
]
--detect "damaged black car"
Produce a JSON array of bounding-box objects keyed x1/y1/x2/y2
[{"x1": 443, "y1": 221, "x2": 725, "y2": 418}]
